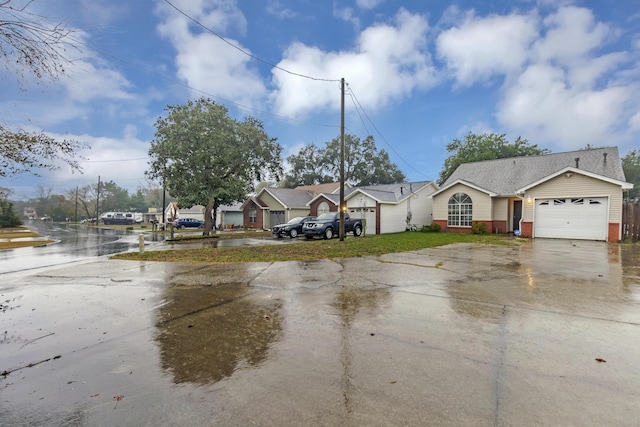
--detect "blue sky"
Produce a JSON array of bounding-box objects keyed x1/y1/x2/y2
[{"x1": 1, "y1": 0, "x2": 639, "y2": 199}]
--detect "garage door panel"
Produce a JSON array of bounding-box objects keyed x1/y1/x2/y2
[{"x1": 534, "y1": 198, "x2": 607, "y2": 241}]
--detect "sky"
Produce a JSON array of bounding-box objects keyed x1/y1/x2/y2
[{"x1": 1, "y1": 0, "x2": 639, "y2": 200}]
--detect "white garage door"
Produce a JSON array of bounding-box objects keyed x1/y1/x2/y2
[
  {"x1": 534, "y1": 197, "x2": 608, "y2": 241},
  {"x1": 349, "y1": 207, "x2": 376, "y2": 235}
]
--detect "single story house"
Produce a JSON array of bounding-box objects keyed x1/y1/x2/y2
[
  {"x1": 242, "y1": 183, "x2": 342, "y2": 229},
  {"x1": 217, "y1": 203, "x2": 244, "y2": 228},
  {"x1": 430, "y1": 147, "x2": 633, "y2": 242},
  {"x1": 344, "y1": 181, "x2": 437, "y2": 234}
]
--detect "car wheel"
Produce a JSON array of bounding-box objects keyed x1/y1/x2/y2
[
  {"x1": 354, "y1": 225, "x2": 362, "y2": 237},
  {"x1": 324, "y1": 228, "x2": 333, "y2": 240},
  {"x1": 179, "y1": 225, "x2": 186, "y2": 229},
  {"x1": 289, "y1": 229, "x2": 298, "y2": 238}
]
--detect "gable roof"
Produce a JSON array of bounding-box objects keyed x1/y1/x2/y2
[
  {"x1": 260, "y1": 187, "x2": 316, "y2": 209},
  {"x1": 439, "y1": 147, "x2": 629, "y2": 196},
  {"x1": 307, "y1": 193, "x2": 340, "y2": 206},
  {"x1": 346, "y1": 181, "x2": 436, "y2": 204}
]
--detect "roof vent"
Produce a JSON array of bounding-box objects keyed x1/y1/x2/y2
[
  {"x1": 603, "y1": 152, "x2": 607, "y2": 163},
  {"x1": 575, "y1": 157, "x2": 580, "y2": 168}
]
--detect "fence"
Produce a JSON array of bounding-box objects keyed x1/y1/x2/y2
[{"x1": 622, "y1": 202, "x2": 639, "y2": 242}]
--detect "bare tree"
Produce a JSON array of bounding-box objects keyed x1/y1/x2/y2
[
  {"x1": 0, "y1": 0, "x2": 85, "y2": 177},
  {"x1": 0, "y1": 0, "x2": 74, "y2": 81}
]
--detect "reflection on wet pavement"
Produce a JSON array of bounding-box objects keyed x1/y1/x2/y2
[
  {"x1": 1, "y1": 239, "x2": 639, "y2": 426},
  {"x1": 156, "y1": 280, "x2": 283, "y2": 385}
]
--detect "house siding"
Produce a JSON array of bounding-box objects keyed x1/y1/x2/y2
[
  {"x1": 523, "y1": 173, "x2": 624, "y2": 242},
  {"x1": 259, "y1": 192, "x2": 285, "y2": 210},
  {"x1": 523, "y1": 173, "x2": 623, "y2": 223},
  {"x1": 432, "y1": 184, "x2": 493, "y2": 227},
  {"x1": 379, "y1": 202, "x2": 409, "y2": 234}
]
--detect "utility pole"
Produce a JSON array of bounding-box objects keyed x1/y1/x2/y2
[
  {"x1": 339, "y1": 77, "x2": 345, "y2": 241},
  {"x1": 95, "y1": 175, "x2": 101, "y2": 225},
  {"x1": 74, "y1": 186, "x2": 78, "y2": 223}
]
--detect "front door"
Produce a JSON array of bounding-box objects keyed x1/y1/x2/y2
[{"x1": 512, "y1": 200, "x2": 522, "y2": 232}]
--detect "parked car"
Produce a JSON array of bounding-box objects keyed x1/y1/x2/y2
[
  {"x1": 303, "y1": 212, "x2": 363, "y2": 239},
  {"x1": 272, "y1": 216, "x2": 316, "y2": 238},
  {"x1": 174, "y1": 218, "x2": 205, "y2": 229}
]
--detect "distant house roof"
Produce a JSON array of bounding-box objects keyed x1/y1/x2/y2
[
  {"x1": 436, "y1": 147, "x2": 629, "y2": 197},
  {"x1": 346, "y1": 181, "x2": 435, "y2": 204},
  {"x1": 259, "y1": 187, "x2": 316, "y2": 209},
  {"x1": 295, "y1": 182, "x2": 345, "y2": 194}
]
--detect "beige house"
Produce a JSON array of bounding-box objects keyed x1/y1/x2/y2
[{"x1": 430, "y1": 147, "x2": 633, "y2": 242}]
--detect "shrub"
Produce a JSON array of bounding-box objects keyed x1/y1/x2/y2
[
  {"x1": 422, "y1": 223, "x2": 441, "y2": 232},
  {"x1": 0, "y1": 199, "x2": 22, "y2": 228},
  {"x1": 471, "y1": 222, "x2": 489, "y2": 235}
]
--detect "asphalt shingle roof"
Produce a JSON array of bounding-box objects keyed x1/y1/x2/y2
[
  {"x1": 347, "y1": 181, "x2": 434, "y2": 203},
  {"x1": 443, "y1": 147, "x2": 627, "y2": 196}
]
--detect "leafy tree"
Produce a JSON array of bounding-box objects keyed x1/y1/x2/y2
[
  {"x1": 99, "y1": 180, "x2": 131, "y2": 212},
  {"x1": 147, "y1": 98, "x2": 283, "y2": 234},
  {"x1": 283, "y1": 145, "x2": 333, "y2": 188},
  {"x1": 0, "y1": 1, "x2": 85, "y2": 177},
  {"x1": 0, "y1": 198, "x2": 21, "y2": 227},
  {"x1": 438, "y1": 132, "x2": 550, "y2": 185},
  {"x1": 284, "y1": 134, "x2": 406, "y2": 187},
  {"x1": 622, "y1": 150, "x2": 639, "y2": 200}
]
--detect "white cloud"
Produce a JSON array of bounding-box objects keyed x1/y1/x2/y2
[
  {"x1": 436, "y1": 11, "x2": 539, "y2": 86},
  {"x1": 497, "y1": 63, "x2": 633, "y2": 148},
  {"x1": 531, "y1": 6, "x2": 612, "y2": 65},
  {"x1": 271, "y1": 9, "x2": 436, "y2": 117},
  {"x1": 495, "y1": 6, "x2": 639, "y2": 149},
  {"x1": 49, "y1": 128, "x2": 150, "y2": 189},
  {"x1": 356, "y1": 0, "x2": 384, "y2": 10},
  {"x1": 266, "y1": 0, "x2": 296, "y2": 19},
  {"x1": 156, "y1": 0, "x2": 266, "y2": 106}
]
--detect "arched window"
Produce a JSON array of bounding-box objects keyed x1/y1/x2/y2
[
  {"x1": 318, "y1": 201, "x2": 330, "y2": 215},
  {"x1": 448, "y1": 193, "x2": 472, "y2": 227}
]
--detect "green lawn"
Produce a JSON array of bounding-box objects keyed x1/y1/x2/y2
[{"x1": 112, "y1": 232, "x2": 520, "y2": 263}]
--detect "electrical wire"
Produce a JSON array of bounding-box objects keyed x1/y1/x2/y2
[
  {"x1": 163, "y1": 0, "x2": 341, "y2": 83},
  {"x1": 346, "y1": 84, "x2": 433, "y2": 180}
]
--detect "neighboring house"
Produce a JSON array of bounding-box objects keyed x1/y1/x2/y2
[
  {"x1": 24, "y1": 207, "x2": 37, "y2": 219},
  {"x1": 242, "y1": 181, "x2": 438, "y2": 233},
  {"x1": 217, "y1": 203, "x2": 244, "y2": 228},
  {"x1": 344, "y1": 181, "x2": 437, "y2": 234},
  {"x1": 242, "y1": 183, "x2": 343, "y2": 229},
  {"x1": 430, "y1": 147, "x2": 633, "y2": 242},
  {"x1": 164, "y1": 203, "x2": 205, "y2": 222}
]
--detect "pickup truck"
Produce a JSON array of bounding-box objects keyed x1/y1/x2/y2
[{"x1": 302, "y1": 212, "x2": 363, "y2": 239}]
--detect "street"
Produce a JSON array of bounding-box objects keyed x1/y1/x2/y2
[{"x1": 1, "y1": 238, "x2": 639, "y2": 426}]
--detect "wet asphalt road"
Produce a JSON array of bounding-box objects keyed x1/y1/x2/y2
[
  {"x1": 0, "y1": 222, "x2": 288, "y2": 275},
  {"x1": 1, "y1": 238, "x2": 639, "y2": 426}
]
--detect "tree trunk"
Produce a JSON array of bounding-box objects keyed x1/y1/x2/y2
[{"x1": 203, "y1": 198, "x2": 214, "y2": 236}]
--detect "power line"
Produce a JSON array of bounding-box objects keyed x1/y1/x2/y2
[
  {"x1": 163, "y1": 0, "x2": 341, "y2": 83},
  {"x1": 346, "y1": 84, "x2": 432, "y2": 180},
  {"x1": 75, "y1": 41, "x2": 340, "y2": 130}
]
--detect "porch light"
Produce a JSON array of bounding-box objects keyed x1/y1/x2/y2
[{"x1": 526, "y1": 195, "x2": 532, "y2": 205}]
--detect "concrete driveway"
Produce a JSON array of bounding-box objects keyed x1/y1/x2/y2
[{"x1": 1, "y1": 239, "x2": 639, "y2": 426}]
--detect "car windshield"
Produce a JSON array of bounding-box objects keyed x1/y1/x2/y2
[
  {"x1": 287, "y1": 217, "x2": 304, "y2": 224},
  {"x1": 315, "y1": 213, "x2": 335, "y2": 220}
]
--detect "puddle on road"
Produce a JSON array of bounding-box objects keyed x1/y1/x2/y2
[{"x1": 154, "y1": 264, "x2": 283, "y2": 385}]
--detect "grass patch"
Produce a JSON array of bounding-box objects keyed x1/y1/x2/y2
[
  {"x1": 113, "y1": 232, "x2": 518, "y2": 263},
  {"x1": 0, "y1": 240, "x2": 55, "y2": 250}
]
